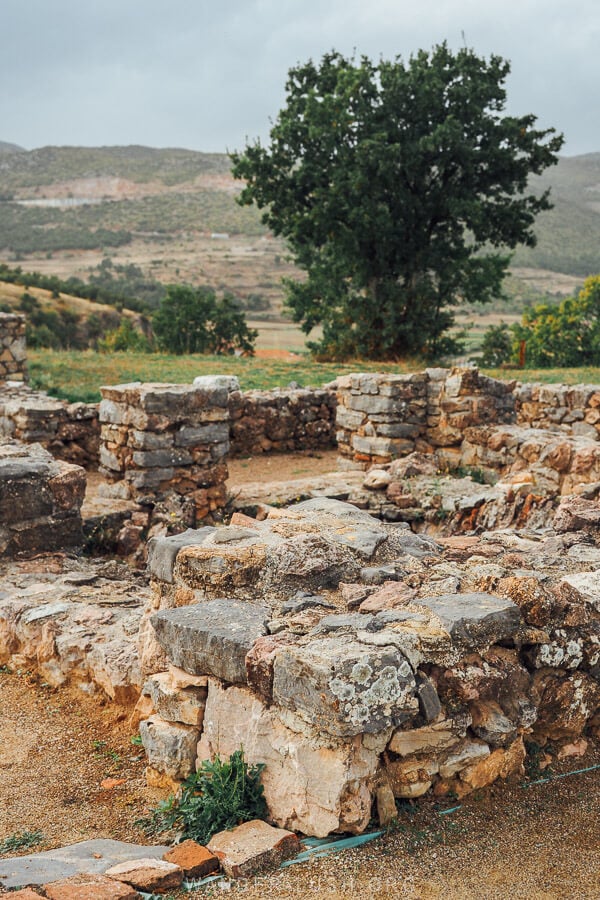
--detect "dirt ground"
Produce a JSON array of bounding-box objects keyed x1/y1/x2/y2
[{"x1": 227, "y1": 448, "x2": 339, "y2": 485}]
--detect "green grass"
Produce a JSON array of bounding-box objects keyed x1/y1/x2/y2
[
  {"x1": 29, "y1": 349, "x2": 418, "y2": 402},
  {"x1": 28, "y1": 349, "x2": 600, "y2": 403}
]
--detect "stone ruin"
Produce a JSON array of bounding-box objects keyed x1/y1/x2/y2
[
  {"x1": 1, "y1": 361, "x2": 600, "y2": 839},
  {"x1": 0, "y1": 441, "x2": 85, "y2": 557},
  {"x1": 0, "y1": 312, "x2": 27, "y2": 382}
]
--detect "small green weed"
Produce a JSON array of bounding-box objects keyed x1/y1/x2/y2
[
  {"x1": 0, "y1": 829, "x2": 44, "y2": 854},
  {"x1": 138, "y1": 748, "x2": 267, "y2": 845},
  {"x1": 130, "y1": 734, "x2": 143, "y2": 746}
]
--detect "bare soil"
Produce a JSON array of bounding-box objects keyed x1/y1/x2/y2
[{"x1": 227, "y1": 449, "x2": 339, "y2": 485}]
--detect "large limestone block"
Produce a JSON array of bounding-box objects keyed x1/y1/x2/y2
[
  {"x1": 272, "y1": 637, "x2": 418, "y2": 737},
  {"x1": 197, "y1": 679, "x2": 379, "y2": 837},
  {"x1": 151, "y1": 599, "x2": 269, "y2": 683},
  {"x1": 417, "y1": 592, "x2": 521, "y2": 649}
]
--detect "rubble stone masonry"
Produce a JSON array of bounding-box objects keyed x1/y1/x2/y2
[{"x1": 0, "y1": 312, "x2": 27, "y2": 382}]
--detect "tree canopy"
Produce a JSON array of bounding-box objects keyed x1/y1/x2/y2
[
  {"x1": 231, "y1": 44, "x2": 563, "y2": 360},
  {"x1": 152, "y1": 285, "x2": 257, "y2": 355}
]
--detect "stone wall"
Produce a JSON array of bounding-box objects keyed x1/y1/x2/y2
[
  {"x1": 514, "y1": 381, "x2": 600, "y2": 438},
  {"x1": 98, "y1": 377, "x2": 232, "y2": 519},
  {"x1": 0, "y1": 312, "x2": 27, "y2": 382},
  {"x1": 336, "y1": 367, "x2": 518, "y2": 469},
  {"x1": 0, "y1": 384, "x2": 99, "y2": 468},
  {"x1": 229, "y1": 387, "x2": 336, "y2": 457},
  {"x1": 137, "y1": 498, "x2": 600, "y2": 836},
  {"x1": 0, "y1": 441, "x2": 85, "y2": 556},
  {"x1": 336, "y1": 372, "x2": 429, "y2": 467}
]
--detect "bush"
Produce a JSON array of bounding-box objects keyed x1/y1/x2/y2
[
  {"x1": 152, "y1": 284, "x2": 257, "y2": 355},
  {"x1": 97, "y1": 318, "x2": 152, "y2": 353},
  {"x1": 479, "y1": 322, "x2": 513, "y2": 366},
  {"x1": 141, "y1": 749, "x2": 267, "y2": 844},
  {"x1": 514, "y1": 274, "x2": 600, "y2": 367}
]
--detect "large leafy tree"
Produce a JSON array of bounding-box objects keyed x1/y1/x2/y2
[
  {"x1": 152, "y1": 285, "x2": 257, "y2": 355},
  {"x1": 231, "y1": 44, "x2": 563, "y2": 359}
]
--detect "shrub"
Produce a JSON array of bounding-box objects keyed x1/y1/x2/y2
[{"x1": 141, "y1": 749, "x2": 267, "y2": 844}]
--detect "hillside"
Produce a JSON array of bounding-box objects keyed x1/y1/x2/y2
[{"x1": 0, "y1": 144, "x2": 598, "y2": 315}]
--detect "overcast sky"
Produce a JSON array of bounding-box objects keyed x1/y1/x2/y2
[{"x1": 1, "y1": 0, "x2": 598, "y2": 157}]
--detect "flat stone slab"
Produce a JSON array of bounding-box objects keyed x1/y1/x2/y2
[
  {"x1": 417, "y1": 592, "x2": 521, "y2": 649},
  {"x1": 151, "y1": 599, "x2": 270, "y2": 683},
  {"x1": 147, "y1": 527, "x2": 215, "y2": 583},
  {"x1": 0, "y1": 840, "x2": 169, "y2": 890}
]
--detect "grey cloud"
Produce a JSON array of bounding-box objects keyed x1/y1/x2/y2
[{"x1": 0, "y1": 0, "x2": 598, "y2": 154}]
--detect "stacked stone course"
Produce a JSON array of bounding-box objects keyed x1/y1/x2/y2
[
  {"x1": 0, "y1": 312, "x2": 27, "y2": 382},
  {"x1": 137, "y1": 498, "x2": 600, "y2": 837},
  {"x1": 0, "y1": 383, "x2": 99, "y2": 467},
  {"x1": 98, "y1": 377, "x2": 232, "y2": 517},
  {"x1": 335, "y1": 372, "x2": 428, "y2": 467},
  {"x1": 335, "y1": 367, "x2": 516, "y2": 468},
  {"x1": 514, "y1": 381, "x2": 600, "y2": 438},
  {"x1": 0, "y1": 441, "x2": 85, "y2": 556},
  {"x1": 228, "y1": 387, "x2": 336, "y2": 456}
]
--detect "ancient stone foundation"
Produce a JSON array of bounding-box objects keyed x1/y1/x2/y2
[
  {"x1": 0, "y1": 312, "x2": 27, "y2": 382},
  {"x1": 98, "y1": 377, "x2": 233, "y2": 517},
  {"x1": 137, "y1": 498, "x2": 600, "y2": 837},
  {"x1": 0, "y1": 383, "x2": 99, "y2": 467},
  {"x1": 0, "y1": 442, "x2": 85, "y2": 556},
  {"x1": 336, "y1": 367, "x2": 516, "y2": 468},
  {"x1": 229, "y1": 386, "x2": 336, "y2": 456}
]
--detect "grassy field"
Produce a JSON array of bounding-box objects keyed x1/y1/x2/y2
[{"x1": 27, "y1": 348, "x2": 600, "y2": 403}]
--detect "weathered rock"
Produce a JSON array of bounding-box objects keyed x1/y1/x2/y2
[
  {"x1": 207, "y1": 820, "x2": 300, "y2": 879},
  {"x1": 389, "y1": 718, "x2": 466, "y2": 756},
  {"x1": 385, "y1": 756, "x2": 439, "y2": 798},
  {"x1": 272, "y1": 637, "x2": 417, "y2": 737},
  {"x1": 438, "y1": 740, "x2": 490, "y2": 778},
  {"x1": 458, "y1": 737, "x2": 526, "y2": 792},
  {"x1": 533, "y1": 672, "x2": 600, "y2": 741},
  {"x1": 469, "y1": 700, "x2": 518, "y2": 747},
  {"x1": 163, "y1": 841, "x2": 220, "y2": 879},
  {"x1": 147, "y1": 527, "x2": 215, "y2": 583},
  {"x1": 376, "y1": 782, "x2": 398, "y2": 826},
  {"x1": 144, "y1": 672, "x2": 206, "y2": 726},
  {"x1": 139, "y1": 715, "x2": 200, "y2": 780},
  {"x1": 197, "y1": 679, "x2": 378, "y2": 837},
  {"x1": 151, "y1": 600, "x2": 269, "y2": 683},
  {"x1": 105, "y1": 858, "x2": 182, "y2": 893},
  {"x1": 560, "y1": 572, "x2": 600, "y2": 613},
  {"x1": 553, "y1": 497, "x2": 600, "y2": 532},
  {"x1": 44, "y1": 874, "x2": 141, "y2": 899},
  {"x1": 417, "y1": 592, "x2": 521, "y2": 650}
]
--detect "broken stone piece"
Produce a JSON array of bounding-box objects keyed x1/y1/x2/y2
[
  {"x1": 207, "y1": 820, "x2": 300, "y2": 879},
  {"x1": 44, "y1": 874, "x2": 141, "y2": 899},
  {"x1": 163, "y1": 840, "x2": 220, "y2": 879},
  {"x1": 139, "y1": 715, "x2": 200, "y2": 780},
  {"x1": 105, "y1": 858, "x2": 182, "y2": 893},
  {"x1": 417, "y1": 592, "x2": 521, "y2": 649}
]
